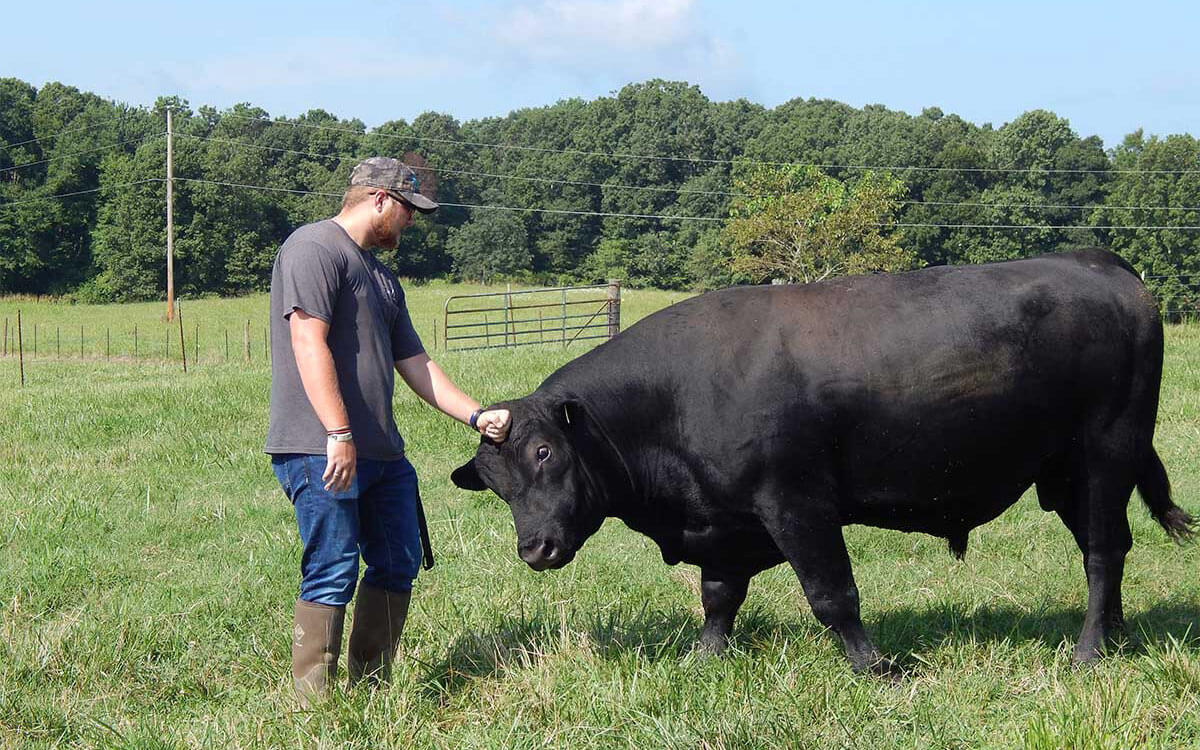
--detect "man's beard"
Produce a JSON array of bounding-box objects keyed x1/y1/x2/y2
[{"x1": 370, "y1": 212, "x2": 401, "y2": 249}]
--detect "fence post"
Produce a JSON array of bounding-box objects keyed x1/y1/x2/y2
[
  {"x1": 607, "y1": 280, "x2": 621, "y2": 339},
  {"x1": 178, "y1": 301, "x2": 187, "y2": 373},
  {"x1": 106, "y1": 329, "x2": 111, "y2": 360},
  {"x1": 17, "y1": 310, "x2": 24, "y2": 387},
  {"x1": 195, "y1": 323, "x2": 200, "y2": 364},
  {"x1": 33, "y1": 323, "x2": 37, "y2": 358},
  {"x1": 80, "y1": 325, "x2": 84, "y2": 358},
  {"x1": 134, "y1": 325, "x2": 138, "y2": 359},
  {"x1": 561, "y1": 289, "x2": 567, "y2": 347},
  {"x1": 2, "y1": 317, "x2": 6, "y2": 356},
  {"x1": 56, "y1": 326, "x2": 60, "y2": 357},
  {"x1": 225, "y1": 329, "x2": 229, "y2": 361},
  {"x1": 243, "y1": 320, "x2": 250, "y2": 363},
  {"x1": 264, "y1": 327, "x2": 268, "y2": 362},
  {"x1": 505, "y1": 284, "x2": 512, "y2": 346}
]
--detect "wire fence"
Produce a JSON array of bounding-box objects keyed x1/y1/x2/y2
[
  {"x1": 0, "y1": 294, "x2": 538, "y2": 384},
  {"x1": 0, "y1": 314, "x2": 273, "y2": 370}
]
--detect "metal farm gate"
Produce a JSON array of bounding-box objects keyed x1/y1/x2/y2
[{"x1": 441, "y1": 281, "x2": 621, "y2": 352}]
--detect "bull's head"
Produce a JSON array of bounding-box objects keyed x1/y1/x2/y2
[{"x1": 451, "y1": 397, "x2": 618, "y2": 571}]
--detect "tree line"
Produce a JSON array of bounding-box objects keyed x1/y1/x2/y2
[{"x1": 1, "y1": 77, "x2": 1198, "y2": 314}]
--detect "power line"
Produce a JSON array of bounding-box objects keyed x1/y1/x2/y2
[
  {"x1": 439, "y1": 201, "x2": 724, "y2": 223},
  {"x1": 0, "y1": 179, "x2": 161, "y2": 210},
  {"x1": 171, "y1": 177, "x2": 720, "y2": 221},
  {"x1": 0, "y1": 112, "x2": 147, "y2": 152},
  {"x1": 907, "y1": 199, "x2": 1200, "y2": 213},
  {"x1": 891, "y1": 221, "x2": 1200, "y2": 231},
  {"x1": 172, "y1": 176, "x2": 341, "y2": 198},
  {"x1": 176, "y1": 132, "x2": 1200, "y2": 213},
  {"x1": 164, "y1": 177, "x2": 1200, "y2": 230},
  {"x1": 215, "y1": 110, "x2": 1200, "y2": 176},
  {"x1": 175, "y1": 132, "x2": 744, "y2": 199},
  {"x1": 0, "y1": 133, "x2": 166, "y2": 175}
]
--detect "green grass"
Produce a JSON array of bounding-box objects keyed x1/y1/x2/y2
[{"x1": 0, "y1": 288, "x2": 1197, "y2": 749}]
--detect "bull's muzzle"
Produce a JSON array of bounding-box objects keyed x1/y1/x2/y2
[{"x1": 518, "y1": 537, "x2": 572, "y2": 571}]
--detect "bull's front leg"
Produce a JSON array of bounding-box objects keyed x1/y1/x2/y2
[
  {"x1": 756, "y1": 491, "x2": 896, "y2": 676},
  {"x1": 696, "y1": 570, "x2": 749, "y2": 655}
]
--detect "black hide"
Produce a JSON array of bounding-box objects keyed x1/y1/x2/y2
[{"x1": 453, "y1": 249, "x2": 1194, "y2": 673}]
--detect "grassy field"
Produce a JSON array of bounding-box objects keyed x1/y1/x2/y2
[{"x1": 0, "y1": 285, "x2": 1198, "y2": 749}]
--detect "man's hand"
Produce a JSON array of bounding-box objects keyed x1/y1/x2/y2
[
  {"x1": 476, "y1": 409, "x2": 511, "y2": 442},
  {"x1": 323, "y1": 439, "x2": 357, "y2": 492}
]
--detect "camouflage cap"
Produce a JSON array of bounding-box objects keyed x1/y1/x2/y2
[{"x1": 349, "y1": 156, "x2": 439, "y2": 213}]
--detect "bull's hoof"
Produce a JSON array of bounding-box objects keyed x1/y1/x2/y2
[
  {"x1": 1071, "y1": 644, "x2": 1102, "y2": 667},
  {"x1": 694, "y1": 634, "x2": 729, "y2": 658},
  {"x1": 852, "y1": 655, "x2": 904, "y2": 681}
]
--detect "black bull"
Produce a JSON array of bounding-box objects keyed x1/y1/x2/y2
[{"x1": 452, "y1": 249, "x2": 1194, "y2": 673}]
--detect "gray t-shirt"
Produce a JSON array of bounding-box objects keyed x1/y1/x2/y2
[{"x1": 265, "y1": 219, "x2": 425, "y2": 460}]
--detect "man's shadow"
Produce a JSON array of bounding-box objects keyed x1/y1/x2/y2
[{"x1": 420, "y1": 599, "x2": 1200, "y2": 695}]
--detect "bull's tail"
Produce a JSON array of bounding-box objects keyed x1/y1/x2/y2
[{"x1": 1138, "y1": 449, "x2": 1195, "y2": 543}]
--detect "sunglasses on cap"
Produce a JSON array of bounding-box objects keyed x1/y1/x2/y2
[{"x1": 376, "y1": 190, "x2": 416, "y2": 210}]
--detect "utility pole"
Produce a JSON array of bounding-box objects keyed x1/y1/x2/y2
[{"x1": 166, "y1": 107, "x2": 175, "y2": 321}]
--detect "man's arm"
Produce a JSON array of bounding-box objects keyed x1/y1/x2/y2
[
  {"x1": 290, "y1": 309, "x2": 356, "y2": 491},
  {"x1": 395, "y1": 352, "x2": 511, "y2": 441}
]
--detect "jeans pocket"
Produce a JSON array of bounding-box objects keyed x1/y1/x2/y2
[
  {"x1": 271, "y1": 457, "x2": 293, "y2": 497},
  {"x1": 294, "y1": 456, "x2": 313, "y2": 500},
  {"x1": 272, "y1": 454, "x2": 313, "y2": 503}
]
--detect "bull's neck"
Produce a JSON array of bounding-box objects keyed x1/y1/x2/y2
[{"x1": 541, "y1": 364, "x2": 676, "y2": 518}]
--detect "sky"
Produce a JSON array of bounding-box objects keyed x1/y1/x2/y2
[{"x1": 3, "y1": 0, "x2": 1197, "y2": 150}]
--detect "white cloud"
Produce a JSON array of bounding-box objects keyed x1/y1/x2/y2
[
  {"x1": 177, "y1": 46, "x2": 375, "y2": 96},
  {"x1": 497, "y1": 0, "x2": 696, "y2": 56},
  {"x1": 483, "y1": 0, "x2": 744, "y2": 86},
  {"x1": 170, "y1": 40, "x2": 460, "y2": 99}
]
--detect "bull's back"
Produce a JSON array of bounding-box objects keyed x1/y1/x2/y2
[{"x1": 565, "y1": 251, "x2": 1157, "y2": 524}]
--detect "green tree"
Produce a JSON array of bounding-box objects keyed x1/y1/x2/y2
[
  {"x1": 579, "y1": 231, "x2": 690, "y2": 289},
  {"x1": 445, "y1": 207, "x2": 531, "y2": 283},
  {"x1": 987, "y1": 110, "x2": 1107, "y2": 256},
  {"x1": 958, "y1": 185, "x2": 1059, "y2": 264},
  {"x1": 1093, "y1": 131, "x2": 1200, "y2": 317},
  {"x1": 724, "y1": 164, "x2": 916, "y2": 283},
  {"x1": 0, "y1": 80, "x2": 131, "y2": 293},
  {"x1": 87, "y1": 98, "x2": 179, "y2": 301}
]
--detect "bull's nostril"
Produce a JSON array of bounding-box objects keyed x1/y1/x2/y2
[{"x1": 519, "y1": 538, "x2": 563, "y2": 568}]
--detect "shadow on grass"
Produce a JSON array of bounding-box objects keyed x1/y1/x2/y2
[
  {"x1": 872, "y1": 599, "x2": 1200, "y2": 665},
  {"x1": 418, "y1": 604, "x2": 705, "y2": 697},
  {"x1": 419, "y1": 599, "x2": 1200, "y2": 695}
]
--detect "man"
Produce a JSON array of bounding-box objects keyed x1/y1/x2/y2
[{"x1": 265, "y1": 156, "x2": 510, "y2": 707}]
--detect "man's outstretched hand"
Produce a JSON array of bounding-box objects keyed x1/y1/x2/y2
[{"x1": 476, "y1": 409, "x2": 511, "y2": 442}]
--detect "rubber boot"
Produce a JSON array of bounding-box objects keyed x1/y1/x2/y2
[
  {"x1": 347, "y1": 583, "x2": 411, "y2": 686},
  {"x1": 292, "y1": 599, "x2": 345, "y2": 708}
]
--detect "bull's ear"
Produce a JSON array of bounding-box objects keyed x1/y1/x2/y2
[
  {"x1": 451, "y1": 459, "x2": 487, "y2": 491},
  {"x1": 559, "y1": 399, "x2": 585, "y2": 430}
]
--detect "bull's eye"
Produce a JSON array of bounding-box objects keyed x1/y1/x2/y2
[{"x1": 535, "y1": 445, "x2": 551, "y2": 462}]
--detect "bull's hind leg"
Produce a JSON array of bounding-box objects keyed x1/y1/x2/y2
[
  {"x1": 756, "y1": 496, "x2": 890, "y2": 674},
  {"x1": 1067, "y1": 449, "x2": 1136, "y2": 664},
  {"x1": 1073, "y1": 474, "x2": 1134, "y2": 663},
  {"x1": 696, "y1": 570, "x2": 749, "y2": 655}
]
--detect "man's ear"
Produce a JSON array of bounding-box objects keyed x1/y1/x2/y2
[{"x1": 451, "y1": 458, "x2": 487, "y2": 491}]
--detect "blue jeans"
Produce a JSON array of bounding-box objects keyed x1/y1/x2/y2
[{"x1": 271, "y1": 454, "x2": 422, "y2": 606}]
